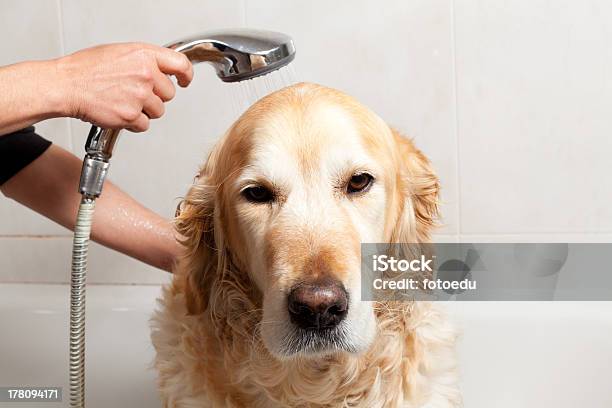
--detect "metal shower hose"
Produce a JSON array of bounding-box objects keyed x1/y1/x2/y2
[{"x1": 69, "y1": 197, "x2": 95, "y2": 408}]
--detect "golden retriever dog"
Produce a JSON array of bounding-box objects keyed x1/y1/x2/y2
[{"x1": 151, "y1": 82, "x2": 461, "y2": 407}]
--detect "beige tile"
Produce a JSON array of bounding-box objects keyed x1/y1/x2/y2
[
  {"x1": 454, "y1": 0, "x2": 612, "y2": 233},
  {"x1": 0, "y1": 0, "x2": 63, "y2": 65},
  {"x1": 61, "y1": 0, "x2": 246, "y2": 51},
  {"x1": 86, "y1": 240, "x2": 171, "y2": 284},
  {"x1": 0, "y1": 237, "x2": 170, "y2": 284},
  {"x1": 0, "y1": 237, "x2": 70, "y2": 282},
  {"x1": 0, "y1": 118, "x2": 73, "y2": 235},
  {"x1": 432, "y1": 234, "x2": 459, "y2": 243},
  {"x1": 0, "y1": 1, "x2": 75, "y2": 235}
]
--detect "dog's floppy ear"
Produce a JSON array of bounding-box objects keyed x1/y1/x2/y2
[
  {"x1": 391, "y1": 129, "x2": 440, "y2": 244},
  {"x1": 174, "y1": 153, "x2": 221, "y2": 315}
]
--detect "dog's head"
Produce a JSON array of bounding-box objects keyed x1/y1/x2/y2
[{"x1": 176, "y1": 83, "x2": 439, "y2": 359}]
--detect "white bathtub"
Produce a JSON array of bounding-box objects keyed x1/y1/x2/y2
[{"x1": 1, "y1": 283, "x2": 611, "y2": 407}]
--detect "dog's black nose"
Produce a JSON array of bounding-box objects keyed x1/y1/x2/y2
[{"x1": 287, "y1": 278, "x2": 348, "y2": 330}]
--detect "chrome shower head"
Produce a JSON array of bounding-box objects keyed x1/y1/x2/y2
[{"x1": 166, "y1": 29, "x2": 296, "y2": 82}]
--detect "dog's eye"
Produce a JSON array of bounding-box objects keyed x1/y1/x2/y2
[
  {"x1": 242, "y1": 185, "x2": 274, "y2": 203},
  {"x1": 347, "y1": 173, "x2": 374, "y2": 194}
]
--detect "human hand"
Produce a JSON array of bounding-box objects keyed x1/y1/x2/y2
[{"x1": 55, "y1": 42, "x2": 193, "y2": 132}]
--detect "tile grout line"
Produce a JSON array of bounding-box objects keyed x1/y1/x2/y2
[{"x1": 450, "y1": 0, "x2": 462, "y2": 237}]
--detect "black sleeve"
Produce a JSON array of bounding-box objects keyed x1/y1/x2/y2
[{"x1": 0, "y1": 126, "x2": 52, "y2": 185}]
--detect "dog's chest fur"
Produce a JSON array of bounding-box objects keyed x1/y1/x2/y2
[{"x1": 151, "y1": 280, "x2": 461, "y2": 408}]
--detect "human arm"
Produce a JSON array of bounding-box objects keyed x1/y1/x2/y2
[
  {"x1": 0, "y1": 143, "x2": 180, "y2": 272},
  {"x1": 0, "y1": 42, "x2": 193, "y2": 136}
]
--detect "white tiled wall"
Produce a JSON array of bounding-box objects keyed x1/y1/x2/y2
[{"x1": 1, "y1": 0, "x2": 611, "y2": 283}]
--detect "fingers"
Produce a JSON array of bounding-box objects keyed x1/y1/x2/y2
[
  {"x1": 151, "y1": 47, "x2": 194, "y2": 88},
  {"x1": 126, "y1": 94, "x2": 161, "y2": 132},
  {"x1": 126, "y1": 113, "x2": 150, "y2": 133},
  {"x1": 122, "y1": 95, "x2": 160, "y2": 132},
  {"x1": 152, "y1": 70, "x2": 176, "y2": 102},
  {"x1": 143, "y1": 94, "x2": 165, "y2": 119},
  {"x1": 96, "y1": 43, "x2": 192, "y2": 132}
]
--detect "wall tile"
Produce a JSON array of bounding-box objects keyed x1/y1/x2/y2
[
  {"x1": 433, "y1": 234, "x2": 460, "y2": 243},
  {"x1": 0, "y1": 237, "x2": 169, "y2": 284},
  {"x1": 246, "y1": 0, "x2": 459, "y2": 234},
  {"x1": 86, "y1": 240, "x2": 171, "y2": 284},
  {"x1": 0, "y1": 1, "x2": 73, "y2": 235},
  {"x1": 0, "y1": 0, "x2": 63, "y2": 65},
  {"x1": 454, "y1": 0, "x2": 612, "y2": 233},
  {"x1": 0, "y1": 119, "x2": 72, "y2": 237},
  {"x1": 61, "y1": 0, "x2": 246, "y2": 51}
]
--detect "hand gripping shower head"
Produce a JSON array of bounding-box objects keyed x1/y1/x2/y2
[
  {"x1": 69, "y1": 29, "x2": 295, "y2": 408},
  {"x1": 79, "y1": 29, "x2": 296, "y2": 198}
]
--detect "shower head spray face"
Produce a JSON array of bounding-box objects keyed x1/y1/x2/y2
[{"x1": 166, "y1": 29, "x2": 296, "y2": 82}]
